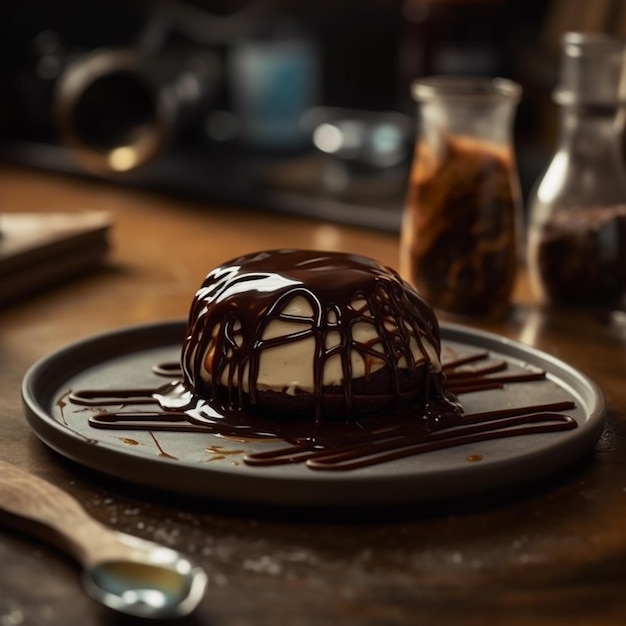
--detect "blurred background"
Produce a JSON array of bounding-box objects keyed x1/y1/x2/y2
[{"x1": 0, "y1": 0, "x2": 625, "y2": 232}]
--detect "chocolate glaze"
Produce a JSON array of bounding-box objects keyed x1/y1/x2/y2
[{"x1": 181, "y1": 249, "x2": 451, "y2": 421}]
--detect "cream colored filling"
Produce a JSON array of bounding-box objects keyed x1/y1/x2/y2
[{"x1": 201, "y1": 295, "x2": 440, "y2": 394}]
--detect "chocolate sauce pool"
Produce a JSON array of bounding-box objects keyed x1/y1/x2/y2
[
  {"x1": 67, "y1": 349, "x2": 577, "y2": 472},
  {"x1": 66, "y1": 250, "x2": 577, "y2": 471}
]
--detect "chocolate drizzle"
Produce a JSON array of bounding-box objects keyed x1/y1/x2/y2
[{"x1": 65, "y1": 250, "x2": 579, "y2": 471}]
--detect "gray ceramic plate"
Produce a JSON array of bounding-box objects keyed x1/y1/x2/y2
[{"x1": 21, "y1": 320, "x2": 605, "y2": 507}]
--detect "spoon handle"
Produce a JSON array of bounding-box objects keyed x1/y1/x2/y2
[{"x1": 0, "y1": 459, "x2": 134, "y2": 566}]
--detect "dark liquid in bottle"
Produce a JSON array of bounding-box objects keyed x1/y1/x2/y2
[{"x1": 533, "y1": 204, "x2": 626, "y2": 307}]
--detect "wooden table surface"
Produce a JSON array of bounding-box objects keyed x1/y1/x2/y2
[{"x1": 1, "y1": 164, "x2": 626, "y2": 625}]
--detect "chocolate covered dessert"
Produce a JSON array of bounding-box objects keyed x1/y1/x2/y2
[
  {"x1": 67, "y1": 249, "x2": 578, "y2": 472},
  {"x1": 181, "y1": 249, "x2": 450, "y2": 421}
]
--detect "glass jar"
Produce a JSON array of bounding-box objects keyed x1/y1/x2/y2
[
  {"x1": 527, "y1": 32, "x2": 626, "y2": 309},
  {"x1": 400, "y1": 76, "x2": 523, "y2": 317}
]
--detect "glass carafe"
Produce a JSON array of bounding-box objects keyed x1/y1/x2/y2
[
  {"x1": 527, "y1": 32, "x2": 626, "y2": 309},
  {"x1": 400, "y1": 76, "x2": 523, "y2": 317}
]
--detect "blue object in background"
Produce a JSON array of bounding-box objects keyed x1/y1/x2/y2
[{"x1": 229, "y1": 36, "x2": 319, "y2": 150}]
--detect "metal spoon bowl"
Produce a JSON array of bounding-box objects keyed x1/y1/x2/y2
[{"x1": 82, "y1": 532, "x2": 208, "y2": 618}]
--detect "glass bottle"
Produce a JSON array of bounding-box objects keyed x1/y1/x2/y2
[
  {"x1": 527, "y1": 32, "x2": 626, "y2": 309},
  {"x1": 400, "y1": 76, "x2": 523, "y2": 317}
]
